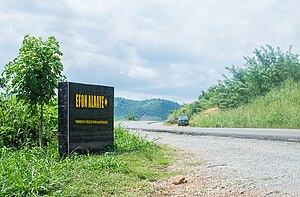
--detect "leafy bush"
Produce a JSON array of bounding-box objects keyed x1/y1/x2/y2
[
  {"x1": 203, "y1": 45, "x2": 300, "y2": 109},
  {"x1": 0, "y1": 94, "x2": 58, "y2": 149},
  {"x1": 0, "y1": 94, "x2": 37, "y2": 148},
  {"x1": 0, "y1": 126, "x2": 172, "y2": 196},
  {"x1": 167, "y1": 45, "x2": 300, "y2": 124},
  {"x1": 166, "y1": 101, "x2": 202, "y2": 124},
  {"x1": 0, "y1": 142, "x2": 66, "y2": 196},
  {"x1": 114, "y1": 125, "x2": 154, "y2": 151},
  {"x1": 2, "y1": 34, "x2": 64, "y2": 147},
  {"x1": 127, "y1": 113, "x2": 136, "y2": 121},
  {"x1": 191, "y1": 80, "x2": 300, "y2": 128}
]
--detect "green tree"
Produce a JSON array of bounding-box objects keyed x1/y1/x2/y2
[
  {"x1": 127, "y1": 114, "x2": 136, "y2": 121},
  {"x1": 0, "y1": 77, "x2": 4, "y2": 89},
  {"x1": 2, "y1": 34, "x2": 64, "y2": 147},
  {"x1": 166, "y1": 45, "x2": 300, "y2": 124}
]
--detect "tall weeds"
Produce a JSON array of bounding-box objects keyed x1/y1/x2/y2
[
  {"x1": 0, "y1": 94, "x2": 57, "y2": 149},
  {"x1": 191, "y1": 80, "x2": 300, "y2": 128},
  {"x1": 167, "y1": 45, "x2": 300, "y2": 124},
  {"x1": 0, "y1": 127, "x2": 171, "y2": 196}
]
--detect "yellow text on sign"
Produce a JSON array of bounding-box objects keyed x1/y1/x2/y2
[
  {"x1": 75, "y1": 120, "x2": 108, "y2": 125},
  {"x1": 76, "y1": 94, "x2": 108, "y2": 109}
]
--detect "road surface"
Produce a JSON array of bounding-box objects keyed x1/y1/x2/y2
[
  {"x1": 118, "y1": 121, "x2": 300, "y2": 142},
  {"x1": 117, "y1": 121, "x2": 300, "y2": 195}
]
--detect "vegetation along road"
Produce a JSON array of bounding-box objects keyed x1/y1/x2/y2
[{"x1": 118, "y1": 121, "x2": 300, "y2": 195}]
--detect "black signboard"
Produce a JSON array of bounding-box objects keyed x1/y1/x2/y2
[{"x1": 58, "y1": 82, "x2": 114, "y2": 156}]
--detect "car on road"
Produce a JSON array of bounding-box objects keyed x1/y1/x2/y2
[{"x1": 177, "y1": 116, "x2": 189, "y2": 126}]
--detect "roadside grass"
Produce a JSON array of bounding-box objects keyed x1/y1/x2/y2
[
  {"x1": 0, "y1": 126, "x2": 176, "y2": 196},
  {"x1": 191, "y1": 80, "x2": 300, "y2": 129},
  {"x1": 185, "y1": 161, "x2": 204, "y2": 167},
  {"x1": 163, "y1": 122, "x2": 177, "y2": 126}
]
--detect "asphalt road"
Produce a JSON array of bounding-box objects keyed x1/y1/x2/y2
[
  {"x1": 117, "y1": 121, "x2": 300, "y2": 195},
  {"x1": 118, "y1": 121, "x2": 300, "y2": 142}
]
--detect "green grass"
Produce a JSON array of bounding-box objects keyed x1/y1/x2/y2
[
  {"x1": 185, "y1": 161, "x2": 204, "y2": 167},
  {"x1": 0, "y1": 126, "x2": 175, "y2": 196},
  {"x1": 191, "y1": 80, "x2": 300, "y2": 128}
]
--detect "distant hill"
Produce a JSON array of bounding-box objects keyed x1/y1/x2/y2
[{"x1": 114, "y1": 97, "x2": 181, "y2": 121}]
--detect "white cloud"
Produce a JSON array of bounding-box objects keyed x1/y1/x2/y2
[
  {"x1": 128, "y1": 66, "x2": 158, "y2": 80},
  {"x1": 1, "y1": 0, "x2": 300, "y2": 103}
]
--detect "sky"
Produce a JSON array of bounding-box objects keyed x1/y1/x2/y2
[{"x1": 1, "y1": 0, "x2": 300, "y2": 103}]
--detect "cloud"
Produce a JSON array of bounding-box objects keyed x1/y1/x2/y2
[
  {"x1": 128, "y1": 66, "x2": 158, "y2": 80},
  {"x1": 1, "y1": 0, "x2": 300, "y2": 103}
]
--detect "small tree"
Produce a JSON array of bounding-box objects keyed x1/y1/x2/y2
[
  {"x1": 2, "y1": 34, "x2": 64, "y2": 147},
  {"x1": 127, "y1": 114, "x2": 136, "y2": 121}
]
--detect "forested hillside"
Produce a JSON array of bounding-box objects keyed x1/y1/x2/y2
[
  {"x1": 167, "y1": 45, "x2": 300, "y2": 128},
  {"x1": 115, "y1": 97, "x2": 180, "y2": 121}
]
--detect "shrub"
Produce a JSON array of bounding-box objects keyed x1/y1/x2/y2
[
  {"x1": 0, "y1": 94, "x2": 58, "y2": 149},
  {"x1": 167, "y1": 45, "x2": 300, "y2": 124}
]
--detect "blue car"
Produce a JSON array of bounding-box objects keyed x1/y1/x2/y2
[{"x1": 178, "y1": 116, "x2": 189, "y2": 126}]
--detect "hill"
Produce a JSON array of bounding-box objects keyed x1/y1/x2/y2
[
  {"x1": 114, "y1": 97, "x2": 181, "y2": 121},
  {"x1": 191, "y1": 80, "x2": 300, "y2": 128},
  {"x1": 166, "y1": 45, "x2": 300, "y2": 128}
]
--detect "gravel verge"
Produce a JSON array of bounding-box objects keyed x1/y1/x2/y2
[{"x1": 130, "y1": 129, "x2": 300, "y2": 196}]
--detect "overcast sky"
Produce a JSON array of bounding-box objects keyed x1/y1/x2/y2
[{"x1": 1, "y1": 0, "x2": 300, "y2": 103}]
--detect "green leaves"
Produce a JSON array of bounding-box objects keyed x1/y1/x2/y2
[
  {"x1": 200, "y1": 45, "x2": 300, "y2": 109},
  {"x1": 0, "y1": 94, "x2": 58, "y2": 149},
  {"x1": 1, "y1": 34, "x2": 65, "y2": 147},
  {"x1": 0, "y1": 77, "x2": 4, "y2": 88},
  {"x1": 166, "y1": 45, "x2": 300, "y2": 124},
  {"x1": 2, "y1": 34, "x2": 64, "y2": 106}
]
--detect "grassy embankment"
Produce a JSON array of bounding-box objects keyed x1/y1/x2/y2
[
  {"x1": 166, "y1": 46, "x2": 300, "y2": 128},
  {"x1": 191, "y1": 80, "x2": 300, "y2": 128},
  {"x1": 0, "y1": 126, "x2": 177, "y2": 196}
]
